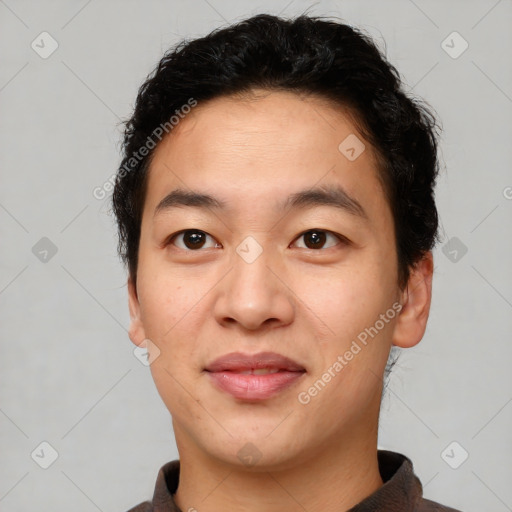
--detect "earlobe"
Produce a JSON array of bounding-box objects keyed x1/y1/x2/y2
[
  {"x1": 392, "y1": 252, "x2": 434, "y2": 349},
  {"x1": 127, "y1": 276, "x2": 146, "y2": 347}
]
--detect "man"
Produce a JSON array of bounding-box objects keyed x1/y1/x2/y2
[{"x1": 112, "y1": 14, "x2": 462, "y2": 512}]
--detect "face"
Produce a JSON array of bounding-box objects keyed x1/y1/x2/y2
[{"x1": 128, "y1": 90, "x2": 431, "y2": 470}]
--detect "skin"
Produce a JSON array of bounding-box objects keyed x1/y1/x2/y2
[{"x1": 127, "y1": 90, "x2": 433, "y2": 512}]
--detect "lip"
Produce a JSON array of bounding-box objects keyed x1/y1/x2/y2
[
  {"x1": 205, "y1": 351, "x2": 305, "y2": 372},
  {"x1": 205, "y1": 351, "x2": 306, "y2": 401}
]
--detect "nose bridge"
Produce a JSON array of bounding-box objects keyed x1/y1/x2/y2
[
  {"x1": 232, "y1": 244, "x2": 274, "y2": 295},
  {"x1": 214, "y1": 237, "x2": 294, "y2": 330}
]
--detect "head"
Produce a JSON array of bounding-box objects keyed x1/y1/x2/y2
[{"x1": 112, "y1": 14, "x2": 439, "y2": 469}]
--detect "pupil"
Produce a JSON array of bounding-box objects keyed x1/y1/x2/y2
[
  {"x1": 306, "y1": 231, "x2": 325, "y2": 249},
  {"x1": 185, "y1": 231, "x2": 205, "y2": 249}
]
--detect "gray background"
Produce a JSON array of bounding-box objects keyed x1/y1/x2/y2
[{"x1": 1, "y1": 0, "x2": 511, "y2": 510}]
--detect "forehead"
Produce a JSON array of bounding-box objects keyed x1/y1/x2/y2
[{"x1": 143, "y1": 90, "x2": 390, "y2": 226}]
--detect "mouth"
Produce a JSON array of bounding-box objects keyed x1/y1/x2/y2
[
  {"x1": 204, "y1": 351, "x2": 306, "y2": 401},
  {"x1": 235, "y1": 368, "x2": 282, "y2": 375}
]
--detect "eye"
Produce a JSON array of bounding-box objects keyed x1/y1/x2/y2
[
  {"x1": 292, "y1": 229, "x2": 346, "y2": 250},
  {"x1": 168, "y1": 230, "x2": 221, "y2": 250}
]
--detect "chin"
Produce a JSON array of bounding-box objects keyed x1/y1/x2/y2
[{"x1": 195, "y1": 427, "x2": 309, "y2": 472}]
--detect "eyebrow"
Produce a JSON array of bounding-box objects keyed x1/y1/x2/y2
[
  {"x1": 153, "y1": 185, "x2": 367, "y2": 219},
  {"x1": 284, "y1": 185, "x2": 367, "y2": 219},
  {"x1": 154, "y1": 189, "x2": 225, "y2": 217}
]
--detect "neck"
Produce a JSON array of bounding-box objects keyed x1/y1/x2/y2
[{"x1": 173, "y1": 430, "x2": 383, "y2": 512}]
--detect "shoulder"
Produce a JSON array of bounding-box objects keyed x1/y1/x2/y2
[
  {"x1": 124, "y1": 460, "x2": 181, "y2": 512},
  {"x1": 376, "y1": 450, "x2": 463, "y2": 512},
  {"x1": 415, "y1": 497, "x2": 464, "y2": 511},
  {"x1": 125, "y1": 501, "x2": 153, "y2": 512}
]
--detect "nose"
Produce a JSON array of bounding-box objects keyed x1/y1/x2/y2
[{"x1": 212, "y1": 247, "x2": 295, "y2": 332}]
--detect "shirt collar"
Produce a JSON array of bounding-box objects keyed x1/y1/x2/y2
[{"x1": 150, "y1": 450, "x2": 423, "y2": 512}]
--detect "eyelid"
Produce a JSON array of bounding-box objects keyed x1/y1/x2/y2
[
  {"x1": 165, "y1": 228, "x2": 350, "y2": 251},
  {"x1": 291, "y1": 229, "x2": 350, "y2": 249},
  {"x1": 166, "y1": 229, "x2": 221, "y2": 250}
]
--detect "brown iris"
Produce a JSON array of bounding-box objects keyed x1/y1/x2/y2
[
  {"x1": 182, "y1": 230, "x2": 207, "y2": 249},
  {"x1": 302, "y1": 230, "x2": 327, "y2": 249}
]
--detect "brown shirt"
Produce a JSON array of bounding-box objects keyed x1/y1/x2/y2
[{"x1": 127, "y1": 450, "x2": 462, "y2": 512}]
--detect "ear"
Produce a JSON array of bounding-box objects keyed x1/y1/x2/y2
[
  {"x1": 392, "y1": 252, "x2": 434, "y2": 349},
  {"x1": 128, "y1": 276, "x2": 146, "y2": 347}
]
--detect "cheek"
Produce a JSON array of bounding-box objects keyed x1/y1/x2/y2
[
  {"x1": 137, "y1": 269, "x2": 211, "y2": 372},
  {"x1": 138, "y1": 257, "x2": 202, "y2": 331},
  {"x1": 141, "y1": 274, "x2": 208, "y2": 414},
  {"x1": 295, "y1": 259, "x2": 397, "y2": 347}
]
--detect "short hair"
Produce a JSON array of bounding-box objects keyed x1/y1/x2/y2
[{"x1": 112, "y1": 14, "x2": 440, "y2": 289}]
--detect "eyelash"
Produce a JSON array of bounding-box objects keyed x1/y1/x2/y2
[{"x1": 165, "y1": 229, "x2": 349, "y2": 251}]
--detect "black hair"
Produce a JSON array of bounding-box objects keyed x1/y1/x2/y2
[{"x1": 112, "y1": 14, "x2": 440, "y2": 289}]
